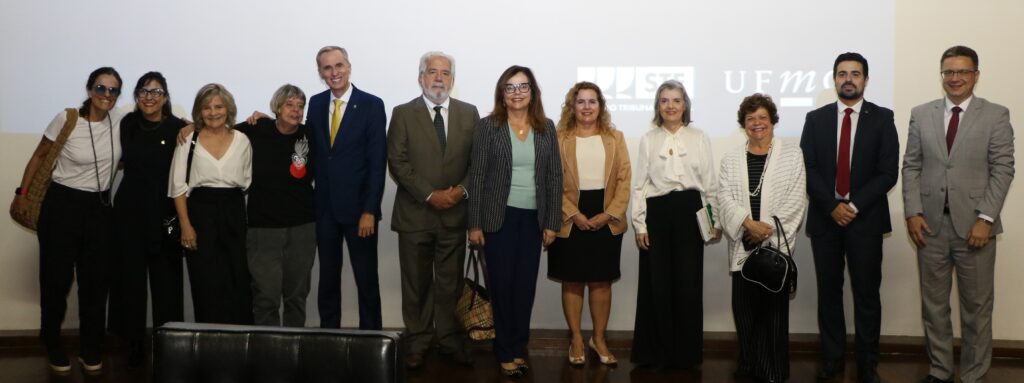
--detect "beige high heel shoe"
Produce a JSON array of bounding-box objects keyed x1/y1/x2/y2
[
  {"x1": 568, "y1": 342, "x2": 586, "y2": 366},
  {"x1": 588, "y1": 337, "x2": 618, "y2": 365}
]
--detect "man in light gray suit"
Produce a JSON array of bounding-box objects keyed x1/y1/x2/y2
[
  {"x1": 387, "y1": 51, "x2": 480, "y2": 370},
  {"x1": 902, "y1": 45, "x2": 1015, "y2": 383}
]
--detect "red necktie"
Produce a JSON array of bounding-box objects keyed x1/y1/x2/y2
[
  {"x1": 946, "y1": 106, "x2": 962, "y2": 152},
  {"x1": 836, "y1": 108, "x2": 853, "y2": 197}
]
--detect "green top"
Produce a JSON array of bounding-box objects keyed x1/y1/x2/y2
[{"x1": 507, "y1": 128, "x2": 537, "y2": 210}]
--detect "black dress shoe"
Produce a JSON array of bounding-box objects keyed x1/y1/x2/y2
[
  {"x1": 442, "y1": 348, "x2": 475, "y2": 367},
  {"x1": 816, "y1": 359, "x2": 845, "y2": 380},
  {"x1": 46, "y1": 348, "x2": 71, "y2": 373},
  {"x1": 127, "y1": 341, "x2": 145, "y2": 368},
  {"x1": 859, "y1": 370, "x2": 880, "y2": 383},
  {"x1": 404, "y1": 352, "x2": 425, "y2": 370},
  {"x1": 919, "y1": 375, "x2": 953, "y2": 383}
]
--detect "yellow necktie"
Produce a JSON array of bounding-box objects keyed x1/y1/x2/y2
[{"x1": 330, "y1": 99, "x2": 345, "y2": 146}]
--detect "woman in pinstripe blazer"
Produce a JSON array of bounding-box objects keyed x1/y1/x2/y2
[
  {"x1": 466, "y1": 65, "x2": 562, "y2": 377},
  {"x1": 716, "y1": 94, "x2": 807, "y2": 383}
]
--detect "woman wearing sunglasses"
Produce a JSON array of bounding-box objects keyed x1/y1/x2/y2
[
  {"x1": 9, "y1": 67, "x2": 125, "y2": 373},
  {"x1": 106, "y1": 72, "x2": 187, "y2": 367}
]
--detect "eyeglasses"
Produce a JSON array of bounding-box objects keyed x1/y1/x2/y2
[
  {"x1": 137, "y1": 88, "x2": 166, "y2": 99},
  {"x1": 940, "y1": 69, "x2": 977, "y2": 79},
  {"x1": 504, "y1": 82, "x2": 531, "y2": 94},
  {"x1": 92, "y1": 84, "x2": 121, "y2": 97}
]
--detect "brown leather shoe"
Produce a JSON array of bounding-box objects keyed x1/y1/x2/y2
[{"x1": 404, "y1": 352, "x2": 425, "y2": 370}]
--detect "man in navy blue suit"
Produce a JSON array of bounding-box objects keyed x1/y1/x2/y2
[
  {"x1": 800, "y1": 52, "x2": 898, "y2": 383},
  {"x1": 308, "y1": 46, "x2": 386, "y2": 330}
]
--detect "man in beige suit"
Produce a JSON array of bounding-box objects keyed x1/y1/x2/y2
[
  {"x1": 903, "y1": 45, "x2": 1015, "y2": 383},
  {"x1": 387, "y1": 51, "x2": 480, "y2": 369}
]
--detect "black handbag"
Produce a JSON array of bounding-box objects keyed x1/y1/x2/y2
[
  {"x1": 740, "y1": 215, "x2": 798, "y2": 294},
  {"x1": 163, "y1": 135, "x2": 198, "y2": 241}
]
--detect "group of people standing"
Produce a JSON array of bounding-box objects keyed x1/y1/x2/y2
[{"x1": 8, "y1": 44, "x2": 1013, "y2": 383}]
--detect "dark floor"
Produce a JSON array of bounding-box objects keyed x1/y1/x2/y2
[{"x1": 1, "y1": 345, "x2": 1023, "y2": 383}]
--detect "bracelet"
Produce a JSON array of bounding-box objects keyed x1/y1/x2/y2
[{"x1": 15, "y1": 187, "x2": 27, "y2": 196}]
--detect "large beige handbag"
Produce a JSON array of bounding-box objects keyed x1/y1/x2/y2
[
  {"x1": 455, "y1": 248, "x2": 495, "y2": 341},
  {"x1": 14, "y1": 108, "x2": 78, "y2": 231}
]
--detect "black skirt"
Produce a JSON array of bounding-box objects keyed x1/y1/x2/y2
[{"x1": 547, "y1": 189, "x2": 622, "y2": 282}]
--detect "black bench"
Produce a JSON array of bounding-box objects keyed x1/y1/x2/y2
[{"x1": 154, "y1": 322, "x2": 403, "y2": 383}]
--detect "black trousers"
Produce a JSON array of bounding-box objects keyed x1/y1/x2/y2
[
  {"x1": 733, "y1": 272, "x2": 790, "y2": 381},
  {"x1": 108, "y1": 199, "x2": 184, "y2": 343},
  {"x1": 810, "y1": 225, "x2": 883, "y2": 367},
  {"x1": 185, "y1": 187, "x2": 252, "y2": 325},
  {"x1": 483, "y1": 207, "x2": 542, "y2": 363},
  {"x1": 631, "y1": 190, "x2": 704, "y2": 368},
  {"x1": 37, "y1": 182, "x2": 112, "y2": 355}
]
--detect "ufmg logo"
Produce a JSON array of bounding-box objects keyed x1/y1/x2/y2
[{"x1": 577, "y1": 67, "x2": 695, "y2": 100}]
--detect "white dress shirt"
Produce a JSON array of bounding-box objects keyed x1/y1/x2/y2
[
  {"x1": 944, "y1": 95, "x2": 972, "y2": 134},
  {"x1": 328, "y1": 85, "x2": 353, "y2": 126},
  {"x1": 631, "y1": 124, "x2": 718, "y2": 234},
  {"x1": 834, "y1": 99, "x2": 862, "y2": 201},
  {"x1": 168, "y1": 131, "x2": 252, "y2": 197}
]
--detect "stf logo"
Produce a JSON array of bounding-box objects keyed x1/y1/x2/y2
[{"x1": 577, "y1": 66, "x2": 695, "y2": 100}]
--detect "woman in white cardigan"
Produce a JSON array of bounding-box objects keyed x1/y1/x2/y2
[{"x1": 716, "y1": 94, "x2": 806, "y2": 383}]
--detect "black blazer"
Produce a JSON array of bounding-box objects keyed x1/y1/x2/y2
[
  {"x1": 799, "y1": 101, "x2": 899, "y2": 236},
  {"x1": 467, "y1": 116, "x2": 562, "y2": 232}
]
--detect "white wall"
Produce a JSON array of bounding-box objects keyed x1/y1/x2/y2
[{"x1": 1, "y1": 0, "x2": 1022, "y2": 341}]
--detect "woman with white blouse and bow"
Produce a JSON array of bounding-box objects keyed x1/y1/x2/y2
[{"x1": 630, "y1": 79, "x2": 721, "y2": 369}]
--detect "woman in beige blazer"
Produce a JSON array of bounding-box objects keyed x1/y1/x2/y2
[{"x1": 548, "y1": 82, "x2": 631, "y2": 366}]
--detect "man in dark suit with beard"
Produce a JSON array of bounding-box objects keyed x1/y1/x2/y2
[{"x1": 800, "y1": 52, "x2": 899, "y2": 383}]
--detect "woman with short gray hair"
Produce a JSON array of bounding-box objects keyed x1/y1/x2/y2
[{"x1": 236, "y1": 84, "x2": 316, "y2": 327}]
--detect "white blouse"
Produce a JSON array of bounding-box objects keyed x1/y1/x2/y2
[
  {"x1": 631, "y1": 124, "x2": 718, "y2": 234},
  {"x1": 576, "y1": 135, "x2": 606, "y2": 190},
  {"x1": 168, "y1": 131, "x2": 252, "y2": 198},
  {"x1": 44, "y1": 109, "x2": 124, "y2": 192}
]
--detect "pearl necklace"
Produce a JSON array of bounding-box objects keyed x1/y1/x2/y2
[{"x1": 747, "y1": 142, "x2": 772, "y2": 197}]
